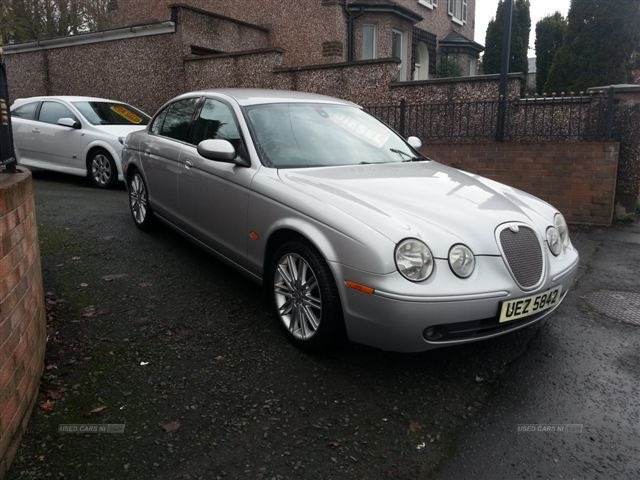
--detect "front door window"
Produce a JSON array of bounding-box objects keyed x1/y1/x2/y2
[
  {"x1": 413, "y1": 42, "x2": 430, "y2": 81},
  {"x1": 392, "y1": 30, "x2": 407, "y2": 81}
]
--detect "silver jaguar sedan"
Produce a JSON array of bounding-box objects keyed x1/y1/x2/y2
[{"x1": 122, "y1": 89, "x2": 579, "y2": 352}]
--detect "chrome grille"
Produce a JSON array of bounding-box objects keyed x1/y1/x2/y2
[{"x1": 499, "y1": 225, "x2": 544, "y2": 289}]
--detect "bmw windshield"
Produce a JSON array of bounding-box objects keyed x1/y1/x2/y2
[{"x1": 244, "y1": 103, "x2": 422, "y2": 168}]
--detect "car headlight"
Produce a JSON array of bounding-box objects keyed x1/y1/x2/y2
[
  {"x1": 118, "y1": 136, "x2": 126, "y2": 145},
  {"x1": 546, "y1": 226, "x2": 562, "y2": 256},
  {"x1": 448, "y1": 244, "x2": 475, "y2": 278},
  {"x1": 554, "y1": 213, "x2": 570, "y2": 249},
  {"x1": 395, "y1": 239, "x2": 434, "y2": 282}
]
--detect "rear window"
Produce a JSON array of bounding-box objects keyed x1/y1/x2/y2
[
  {"x1": 11, "y1": 102, "x2": 39, "y2": 120},
  {"x1": 73, "y1": 101, "x2": 149, "y2": 126}
]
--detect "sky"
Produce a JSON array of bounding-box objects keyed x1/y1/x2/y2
[{"x1": 474, "y1": 0, "x2": 571, "y2": 57}]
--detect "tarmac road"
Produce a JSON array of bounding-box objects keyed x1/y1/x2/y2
[{"x1": 8, "y1": 171, "x2": 640, "y2": 480}]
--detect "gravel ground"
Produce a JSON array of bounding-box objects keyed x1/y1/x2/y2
[{"x1": 7, "y1": 171, "x2": 640, "y2": 480}]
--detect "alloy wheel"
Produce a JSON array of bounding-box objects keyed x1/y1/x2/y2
[
  {"x1": 129, "y1": 173, "x2": 148, "y2": 224},
  {"x1": 273, "y1": 253, "x2": 323, "y2": 340},
  {"x1": 91, "y1": 154, "x2": 112, "y2": 186}
]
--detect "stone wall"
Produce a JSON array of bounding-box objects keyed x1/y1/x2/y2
[
  {"x1": 0, "y1": 170, "x2": 46, "y2": 477},
  {"x1": 425, "y1": 142, "x2": 620, "y2": 226}
]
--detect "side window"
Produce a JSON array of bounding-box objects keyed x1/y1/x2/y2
[
  {"x1": 150, "y1": 108, "x2": 169, "y2": 135},
  {"x1": 11, "y1": 102, "x2": 39, "y2": 120},
  {"x1": 39, "y1": 101, "x2": 77, "y2": 125},
  {"x1": 191, "y1": 99, "x2": 242, "y2": 151},
  {"x1": 159, "y1": 98, "x2": 198, "y2": 142}
]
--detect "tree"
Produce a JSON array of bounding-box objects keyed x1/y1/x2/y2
[
  {"x1": 483, "y1": 0, "x2": 531, "y2": 75},
  {"x1": 0, "y1": 0, "x2": 113, "y2": 45},
  {"x1": 535, "y1": 13, "x2": 567, "y2": 93},
  {"x1": 437, "y1": 56, "x2": 462, "y2": 78},
  {"x1": 546, "y1": 0, "x2": 640, "y2": 93}
]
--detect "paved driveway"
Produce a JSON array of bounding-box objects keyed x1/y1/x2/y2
[{"x1": 8, "y1": 171, "x2": 640, "y2": 480}]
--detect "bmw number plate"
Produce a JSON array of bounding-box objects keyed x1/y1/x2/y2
[{"x1": 499, "y1": 286, "x2": 563, "y2": 323}]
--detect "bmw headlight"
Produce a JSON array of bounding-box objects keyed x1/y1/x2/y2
[
  {"x1": 448, "y1": 244, "x2": 475, "y2": 278},
  {"x1": 395, "y1": 239, "x2": 434, "y2": 282},
  {"x1": 554, "y1": 213, "x2": 570, "y2": 248},
  {"x1": 546, "y1": 226, "x2": 562, "y2": 256}
]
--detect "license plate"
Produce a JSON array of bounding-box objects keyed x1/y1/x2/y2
[{"x1": 499, "y1": 286, "x2": 563, "y2": 323}]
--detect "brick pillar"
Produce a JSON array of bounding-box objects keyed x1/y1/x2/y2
[
  {"x1": 589, "y1": 84, "x2": 640, "y2": 216},
  {"x1": 0, "y1": 169, "x2": 46, "y2": 477}
]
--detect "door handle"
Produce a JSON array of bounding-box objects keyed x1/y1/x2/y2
[{"x1": 184, "y1": 160, "x2": 193, "y2": 169}]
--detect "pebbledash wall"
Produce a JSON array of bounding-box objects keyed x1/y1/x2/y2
[
  {"x1": 425, "y1": 142, "x2": 620, "y2": 226},
  {"x1": 0, "y1": 170, "x2": 46, "y2": 477}
]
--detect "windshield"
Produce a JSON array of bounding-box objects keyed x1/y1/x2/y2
[
  {"x1": 73, "y1": 101, "x2": 150, "y2": 126},
  {"x1": 244, "y1": 103, "x2": 421, "y2": 168}
]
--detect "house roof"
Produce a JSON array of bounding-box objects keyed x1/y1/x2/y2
[
  {"x1": 439, "y1": 31, "x2": 484, "y2": 52},
  {"x1": 347, "y1": 1, "x2": 423, "y2": 23}
]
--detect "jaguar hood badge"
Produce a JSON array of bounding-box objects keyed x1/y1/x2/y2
[{"x1": 509, "y1": 225, "x2": 520, "y2": 233}]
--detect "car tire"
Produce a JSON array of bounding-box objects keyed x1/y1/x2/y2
[
  {"x1": 88, "y1": 149, "x2": 118, "y2": 188},
  {"x1": 268, "y1": 240, "x2": 344, "y2": 351},
  {"x1": 127, "y1": 171, "x2": 155, "y2": 231}
]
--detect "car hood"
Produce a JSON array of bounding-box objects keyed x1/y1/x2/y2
[
  {"x1": 92, "y1": 124, "x2": 146, "y2": 138},
  {"x1": 277, "y1": 161, "x2": 556, "y2": 256}
]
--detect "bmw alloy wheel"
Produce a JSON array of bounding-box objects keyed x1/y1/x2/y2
[{"x1": 273, "y1": 253, "x2": 323, "y2": 340}]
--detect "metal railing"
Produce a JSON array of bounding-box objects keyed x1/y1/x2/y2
[{"x1": 364, "y1": 93, "x2": 616, "y2": 143}]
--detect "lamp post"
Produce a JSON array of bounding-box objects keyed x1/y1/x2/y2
[
  {"x1": 495, "y1": 0, "x2": 514, "y2": 142},
  {"x1": 0, "y1": 46, "x2": 17, "y2": 173}
]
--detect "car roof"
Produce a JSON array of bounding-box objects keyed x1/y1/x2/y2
[
  {"x1": 173, "y1": 89, "x2": 359, "y2": 107},
  {"x1": 12, "y1": 96, "x2": 126, "y2": 106}
]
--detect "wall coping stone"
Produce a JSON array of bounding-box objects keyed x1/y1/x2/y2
[
  {"x1": 2, "y1": 21, "x2": 176, "y2": 54},
  {"x1": 169, "y1": 3, "x2": 270, "y2": 33},
  {"x1": 390, "y1": 72, "x2": 525, "y2": 88},
  {"x1": 274, "y1": 57, "x2": 400, "y2": 74}
]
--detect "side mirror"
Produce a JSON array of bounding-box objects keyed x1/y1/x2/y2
[
  {"x1": 197, "y1": 139, "x2": 249, "y2": 166},
  {"x1": 407, "y1": 136, "x2": 422, "y2": 150},
  {"x1": 57, "y1": 117, "x2": 80, "y2": 129}
]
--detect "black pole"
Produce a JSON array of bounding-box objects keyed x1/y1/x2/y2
[
  {"x1": 0, "y1": 48, "x2": 17, "y2": 173},
  {"x1": 496, "y1": 0, "x2": 514, "y2": 142}
]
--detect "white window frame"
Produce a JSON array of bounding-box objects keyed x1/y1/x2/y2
[
  {"x1": 361, "y1": 24, "x2": 377, "y2": 60},
  {"x1": 418, "y1": 0, "x2": 437, "y2": 9},
  {"x1": 448, "y1": 0, "x2": 467, "y2": 25},
  {"x1": 392, "y1": 29, "x2": 407, "y2": 81}
]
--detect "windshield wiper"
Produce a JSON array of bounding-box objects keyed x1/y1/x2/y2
[{"x1": 390, "y1": 148, "x2": 422, "y2": 162}]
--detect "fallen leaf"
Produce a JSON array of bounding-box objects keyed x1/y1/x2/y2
[
  {"x1": 102, "y1": 274, "x2": 128, "y2": 282},
  {"x1": 408, "y1": 420, "x2": 422, "y2": 433},
  {"x1": 159, "y1": 420, "x2": 181, "y2": 433},
  {"x1": 88, "y1": 405, "x2": 108, "y2": 415},
  {"x1": 81, "y1": 306, "x2": 97, "y2": 318},
  {"x1": 39, "y1": 400, "x2": 55, "y2": 413}
]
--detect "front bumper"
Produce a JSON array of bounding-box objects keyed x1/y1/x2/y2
[{"x1": 332, "y1": 252, "x2": 579, "y2": 352}]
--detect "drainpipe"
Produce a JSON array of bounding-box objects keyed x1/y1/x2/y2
[{"x1": 343, "y1": 1, "x2": 365, "y2": 63}]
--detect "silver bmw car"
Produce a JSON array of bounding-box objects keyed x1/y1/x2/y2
[{"x1": 122, "y1": 89, "x2": 579, "y2": 352}]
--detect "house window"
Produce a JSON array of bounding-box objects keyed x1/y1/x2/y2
[
  {"x1": 362, "y1": 24, "x2": 377, "y2": 60},
  {"x1": 413, "y1": 42, "x2": 430, "y2": 80},
  {"x1": 418, "y1": 0, "x2": 437, "y2": 9},
  {"x1": 392, "y1": 29, "x2": 407, "y2": 81},
  {"x1": 448, "y1": 0, "x2": 467, "y2": 24}
]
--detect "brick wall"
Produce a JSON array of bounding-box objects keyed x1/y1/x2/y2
[
  {"x1": 424, "y1": 142, "x2": 620, "y2": 226},
  {"x1": 0, "y1": 170, "x2": 46, "y2": 477}
]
